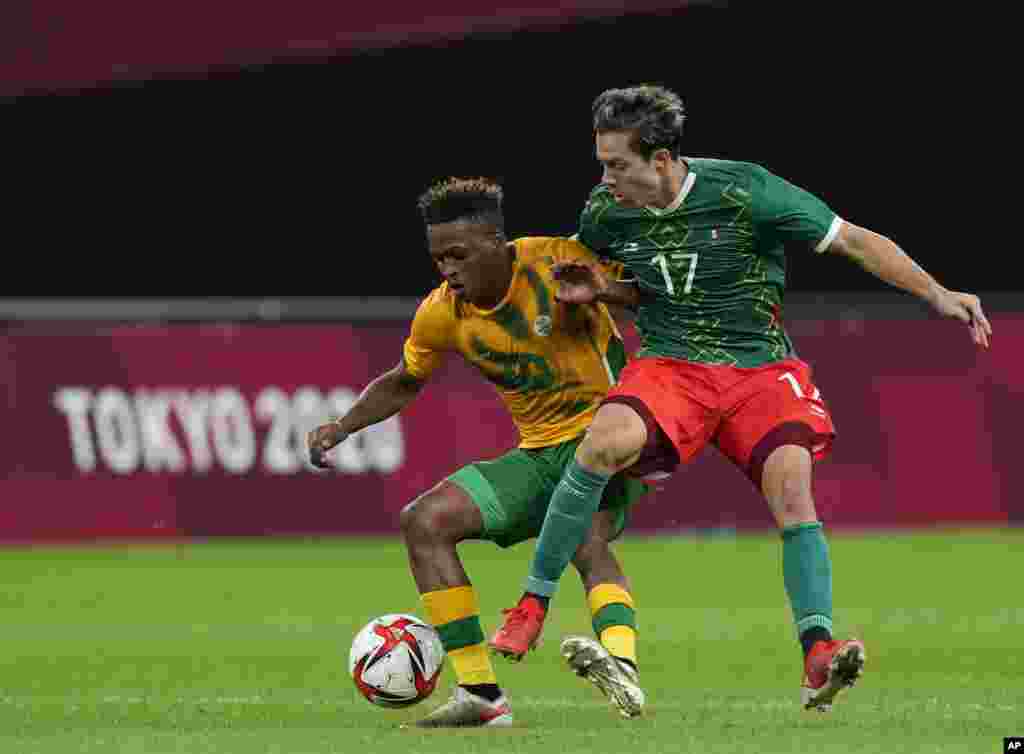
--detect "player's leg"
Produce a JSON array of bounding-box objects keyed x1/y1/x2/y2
[
  {"x1": 522, "y1": 358, "x2": 699, "y2": 605},
  {"x1": 401, "y1": 480, "x2": 482, "y2": 593},
  {"x1": 572, "y1": 483, "x2": 642, "y2": 672},
  {"x1": 522, "y1": 400, "x2": 647, "y2": 599},
  {"x1": 487, "y1": 402, "x2": 647, "y2": 660},
  {"x1": 563, "y1": 502, "x2": 646, "y2": 717},
  {"x1": 758, "y1": 442, "x2": 865, "y2": 711},
  {"x1": 400, "y1": 476, "x2": 510, "y2": 727},
  {"x1": 718, "y1": 359, "x2": 863, "y2": 711},
  {"x1": 757, "y1": 439, "x2": 833, "y2": 649},
  {"x1": 491, "y1": 358, "x2": 708, "y2": 659}
]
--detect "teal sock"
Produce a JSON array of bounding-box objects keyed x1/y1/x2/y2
[
  {"x1": 524, "y1": 460, "x2": 610, "y2": 598},
  {"x1": 782, "y1": 522, "x2": 833, "y2": 639}
]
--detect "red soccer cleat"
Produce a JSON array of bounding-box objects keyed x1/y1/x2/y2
[
  {"x1": 488, "y1": 596, "x2": 547, "y2": 661},
  {"x1": 801, "y1": 638, "x2": 866, "y2": 712}
]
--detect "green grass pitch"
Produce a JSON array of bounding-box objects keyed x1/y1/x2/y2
[{"x1": 1, "y1": 529, "x2": 1021, "y2": 753}]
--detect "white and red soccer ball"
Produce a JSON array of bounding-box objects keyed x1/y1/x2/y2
[{"x1": 348, "y1": 614, "x2": 445, "y2": 708}]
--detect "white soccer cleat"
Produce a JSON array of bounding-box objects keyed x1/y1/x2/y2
[
  {"x1": 410, "y1": 685, "x2": 513, "y2": 728},
  {"x1": 801, "y1": 638, "x2": 866, "y2": 712},
  {"x1": 561, "y1": 634, "x2": 645, "y2": 718}
]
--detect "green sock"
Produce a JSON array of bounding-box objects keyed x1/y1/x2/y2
[
  {"x1": 525, "y1": 459, "x2": 610, "y2": 598},
  {"x1": 782, "y1": 522, "x2": 833, "y2": 639}
]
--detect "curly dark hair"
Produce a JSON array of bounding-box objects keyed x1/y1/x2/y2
[
  {"x1": 417, "y1": 177, "x2": 505, "y2": 230},
  {"x1": 592, "y1": 85, "x2": 686, "y2": 160}
]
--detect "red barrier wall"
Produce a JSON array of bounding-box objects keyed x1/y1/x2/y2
[{"x1": 1, "y1": 317, "x2": 1019, "y2": 541}]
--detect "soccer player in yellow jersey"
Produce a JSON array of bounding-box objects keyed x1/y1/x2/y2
[{"x1": 307, "y1": 177, "x2": 649, "y2": 725}]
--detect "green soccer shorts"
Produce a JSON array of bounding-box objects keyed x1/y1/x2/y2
[{"x1": 447, "y1": 434, "x2": 648, "y2": 549}]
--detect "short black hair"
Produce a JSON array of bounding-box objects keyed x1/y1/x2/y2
[
  {"x1": 592, "y1": 85, "x2": 686, "y2": 160},
  {"x1": 417, "y1": 177, "x2": 504, "y2": 230}
]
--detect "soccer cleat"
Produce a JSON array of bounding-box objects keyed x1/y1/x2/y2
[
  {"x1": 411, "y1": 685, "x2": 513, "y2": 728},
  {"x1": 801, "y1": 638, "x2": 866, "y2": 712},
  {"x1": 561, "y1": 635, "x2": 646, "y2": 718},
  {"x1": 488, "y1": 597, "x2": 546, "y2": 661}
]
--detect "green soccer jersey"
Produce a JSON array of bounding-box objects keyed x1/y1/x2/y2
[{"x1": 578, "y1": 158, "x2": 843, "y2": 367}]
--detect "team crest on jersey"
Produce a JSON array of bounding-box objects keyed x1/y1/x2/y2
[{"x1": 533, "y1": 315, "x2": 553, "y2": 337}]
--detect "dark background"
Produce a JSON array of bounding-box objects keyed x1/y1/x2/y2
[{"x1": 7, "y1": 4, "x2": 1008, "y2": 298}]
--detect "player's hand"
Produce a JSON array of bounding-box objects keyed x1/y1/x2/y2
[
  {"x1": 929, "y1": 288, "x2": 992, "y2": 349},
  {"x1": 306, "y1": 421, "x2": 348, "y2": 470},
  {"x1": 553, "y1": 261, "x2": 609, "y2": 304}
]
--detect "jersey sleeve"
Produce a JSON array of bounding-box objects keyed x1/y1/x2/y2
[
  {"x1": 402, "y1": 289, "x2": 455, "y2": 381},
  {"x1": 751, "y1": 164, "x2": 844, "y2": 254},
  {"x1": 575, "y1": 186, "x2": 619, "y2": 256}
]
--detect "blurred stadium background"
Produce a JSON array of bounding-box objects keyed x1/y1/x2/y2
[{"x1": 2, "y1": 3, "x2": 1019, "y2": 753}]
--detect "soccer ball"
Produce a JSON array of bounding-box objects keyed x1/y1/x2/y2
[{"x1": 348, "y1": 613, "x2": 445, "y2": 708}]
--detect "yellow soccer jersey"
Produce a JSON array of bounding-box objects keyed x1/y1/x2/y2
[{"x1": 403, "y1": 236, "x2": 628, "y2": 449}]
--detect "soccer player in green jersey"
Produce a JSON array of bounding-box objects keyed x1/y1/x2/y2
[{"x1": 490, "y1": 85, "x2": 992, "y2": 714}]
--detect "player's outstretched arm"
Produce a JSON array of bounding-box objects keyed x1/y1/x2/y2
[
  {"x1": 306, "y1": 360, "x2": 426, "y2": 468},
  {"x1": 826, "y1": 222, "x2": 992, "y2": 349}
]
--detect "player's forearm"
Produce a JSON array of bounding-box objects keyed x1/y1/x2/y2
[
  {"x1": 597, "y1": 280, "x2": 641, "y2": 310},
  {"x1": 835, "y1": 224, "x2": 944, "y2": 305},
  {"x1": 335, "y1": 367, "x2": 423, "y2": 435}
]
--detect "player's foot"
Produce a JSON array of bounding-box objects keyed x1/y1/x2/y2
[
  {"x1": 488, "y1": 596, "x2": 546, "y2": 661},
  {"x1": 801, "y1": 638, "x2": 866, "y2": 712},
  {"x1": 411, "y1": 685, "x2": 513, "y2": 728},
  {"x1": 561, "y1": 635, "x2": 645, "y2": 718}
]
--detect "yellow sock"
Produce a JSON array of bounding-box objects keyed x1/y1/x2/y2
[
  {"x1": 421, "y1": 585, "x2": 498, "y2": 686},
  {"x1": 599, "y1": 625, "x2": 637, "y2": 666},
  {"x1": 446, "y1": 644, "x2": 497, "y2": 686},
  {"x1": 588, "y1": 583, "x2": 638, "y2": 667}
]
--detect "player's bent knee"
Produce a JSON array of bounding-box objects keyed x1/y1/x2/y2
[
  {"x1": 399, "y1": 495, "x2": 457, "y2": 544},
  {"x1": 760, "y1": 444, "x2": 817, "y2": 526},
  {"x1": 580, "y1": 405, "x2": 647, "y2": 473},
  {"x1": 399, "y1": 483, "x2": 479, "y2": 545},
  {"x1": 398, "y1": 498, "x2": 427, "y2": 543},
  {"x1": 751, "y1": 424, "x2": 815, "y2": 489}
]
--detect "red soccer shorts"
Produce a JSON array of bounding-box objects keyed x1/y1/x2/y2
[{"x1": 605, "y1": 356, "x2": 836, "y2": 488}]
